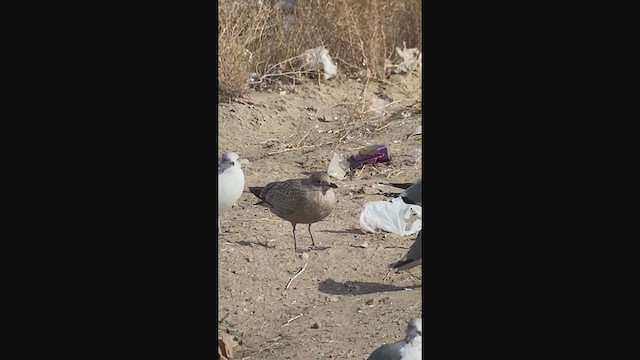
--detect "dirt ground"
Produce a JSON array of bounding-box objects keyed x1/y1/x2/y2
[{"x1": 218, "y1": 73, "x2": 422, "y2": 359}]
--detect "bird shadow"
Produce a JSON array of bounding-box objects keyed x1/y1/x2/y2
[
  {"x1": 318, "y1": 228, "x2": 364, "y2": 235},
  {"x1": 235, "y1": 240, "x2": 276, "y2": 249},
  {"x1": 318, "y1": 278, "x2": 421, "y2": 295}
]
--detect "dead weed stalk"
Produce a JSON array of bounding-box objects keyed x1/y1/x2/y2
[{"x1": 219, "y1": 0, "x2": 422, "y2": 101}]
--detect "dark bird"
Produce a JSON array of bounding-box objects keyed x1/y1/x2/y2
[{"x1": 249, "y1": 172, "x2": 338, "y2": 253}]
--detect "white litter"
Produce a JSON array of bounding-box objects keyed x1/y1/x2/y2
[
  {"x1": 327, "y1": 152, "x2": 350, "y2": 180},
  {"x1": 300, "y1": 47, "x2": 338, "y2": 80},
  {"x1": 359, "y1": 197, "x2": 422, "y2": 236}
]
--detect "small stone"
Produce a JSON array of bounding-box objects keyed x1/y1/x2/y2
[
  {"x1": 300, "y1": 252, "x2": 310, "y2": 260},
  {"x1": 311, "y1": 321, "x2": 322, "y2": 329},
  {"x1": 246, "y1": 257, "x2": 253, "y2": 262},
  {"x1": 365, "y1": 299, "x2": 374, "y2": 306},
  {"x1": 329, "y1": 296, "x2": 339, "y2": 302}
]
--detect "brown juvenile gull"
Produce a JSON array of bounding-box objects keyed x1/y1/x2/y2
[
  {"x1": 367, "y1": 318, "x2": 422, "y2": 360},
  {"x1": 249, "y1": 172, "x2": 337, "y2": 253}
]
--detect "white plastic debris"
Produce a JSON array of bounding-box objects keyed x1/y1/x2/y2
[
  {"x1": 359, "y1": 197, "x2": 422, "y2": 236},
  {"x1": 327, "y1": 152, "x2": 350, "y2": 180},
  {"x1": 385, "y1": 41, "x2": 421, "y2": 75},
  {"x1": 300, "y1": 47, "x2": 338, "y2": 80},
  {"x1": 411, "y1": 149, "x2": 422, "y2": 164}
]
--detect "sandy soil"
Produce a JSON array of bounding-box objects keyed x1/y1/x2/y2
[{"x1": 218, "y1": 74, "x2": 422, "y2": 359}]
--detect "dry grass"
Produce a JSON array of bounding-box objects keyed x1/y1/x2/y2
[{"x1": 218, "y1": 0, "x2": 422, "y2": 101}]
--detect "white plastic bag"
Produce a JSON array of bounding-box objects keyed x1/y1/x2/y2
[
  {"x1": 385, "y1": 41, "x2": 421, "y2": 75},
  {"x1": 300, "y1": 47, "x2": 337, "y2": 80},
  {"x1": 359, "y1": 197, "x2": 422, "y2": 236}
]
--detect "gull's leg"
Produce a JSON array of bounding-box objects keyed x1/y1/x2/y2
[
  {"x1": 293, "y1": 223, "x2": 309, "y2": 253},
  {"x1": 308, "y1": 224, "x2": 331, "y2": 251},
  {"x1": 218, "y1": 217, "x2": 221, "y2": 234},
  {"x1": 308, "y1": 223, "x2": 316, "y2": 247}
]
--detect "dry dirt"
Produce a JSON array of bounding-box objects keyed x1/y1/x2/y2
[{"x1": 218, "y1": 73, "x2": 423, "y2": 359}]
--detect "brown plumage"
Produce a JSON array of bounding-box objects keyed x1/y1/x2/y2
[{"x1": 250, "y1": 172, "x2": 338, "y2": 253}]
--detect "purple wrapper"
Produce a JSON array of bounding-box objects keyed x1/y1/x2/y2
[{"x1": 348, "y1": 144, "x2": 390, "y2": 169}]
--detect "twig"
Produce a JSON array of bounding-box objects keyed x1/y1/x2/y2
[
  {"x1": 285, "y1": 263, "x2": 307, "y2": 289},
  {"x1": 330, "y1": 102, "x2": 357, "y2": 108},
  {"x1": 337, "y1": 129, "x2": 351, "y2": 143},
  {"x1": 296, "y1": 129, "x2": 313, "y2": 147},
  {"x1": 363, "y1": 97, "x2": 420, "y2": 114},
  {"x1": 259, "y1": 55, "x2": 305, "y2": 77},
  {"x1": 375, "y1": 119, "x2": 408, "y2": 132},
  {"x1": 282, "y1": 313, "x2": 303, "y2": 326},
  {"x1": 356, "y1": 76, "x2": 371, "y2": 113},
  {"x1": 259, "y1": 69, "x2": 314, "y2": 80},
  {"x1": 377, "y1": 78, "x2": 406, "y2": 90},
  {"x1": 344, "y1": 146, "x2": 365, "y2": 151},
  {"x1": 347, "y1": 349, "x2": 354, "y2": 357},
  {"x1": 218, "y1": 312, "x2": 230, "y2": 324},
  {"x1": 267, "y1": 144, "x2": 323, "y2": 155},
  {"x1": 408, "y1": 301, "x2": 422, "y2": 311},
  {"x1": 374, "y1": 122, "x2": 396, "y2": 132},
  {"x1": 368, "y1": 252, "x2": 377, "y2": 262},
  {"x1": 240, "y1": 339, "x2": 282, "y2": 360},
  {"x1": 407, "y1": 270, "x2": 421, "y2": 283},
  {"x1": 383, "y1": 268, "x2": 392, "y2": 282},
  {"x1": 386, "y1": 170, "x2": 405, "y2": 179},
  {"x1": 369, "y1": 165, "x2": 383, "y2": 174}
]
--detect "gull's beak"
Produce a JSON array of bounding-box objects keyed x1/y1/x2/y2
[{"x1": 328, "y1": 182, "x2": 338, "y2": 188}]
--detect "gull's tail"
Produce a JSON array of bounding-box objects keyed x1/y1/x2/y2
[{"x1": 249, "y1": 187, "x2": 267, "y2": 206}]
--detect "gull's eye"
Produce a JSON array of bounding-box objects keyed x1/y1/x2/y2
[{"x1": 230, "y1": 161, "x2": 235, "y2": 166}]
